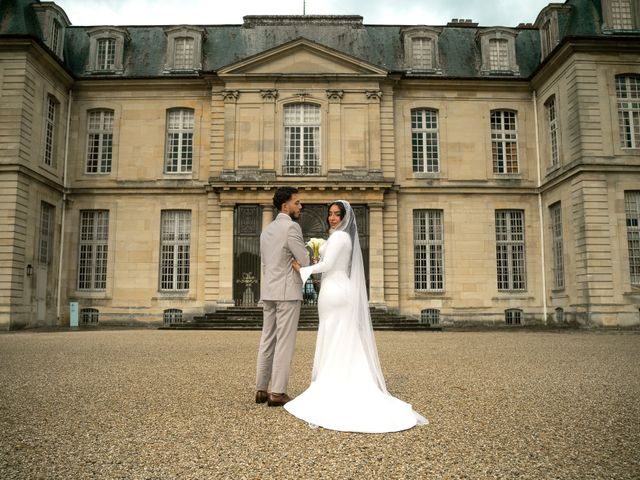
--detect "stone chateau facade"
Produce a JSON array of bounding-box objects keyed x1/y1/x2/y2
[{"x1": 1, "y1": 0, "x2": 639, "y2": 329}]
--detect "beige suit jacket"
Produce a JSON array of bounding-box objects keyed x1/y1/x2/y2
[{"x1": 260, "y1": 213, "x2": 310, "y2": 301}]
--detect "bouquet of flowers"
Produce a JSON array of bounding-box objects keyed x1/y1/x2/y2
[{"x1": 306, "y1": 238, "x2": 326, "y2": 262}]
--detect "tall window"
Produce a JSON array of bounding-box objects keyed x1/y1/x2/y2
[
  {"x1": 96, "y1": 38, "x2": 116, "y2": 70},
  {"x1": 78, "y1": 210, "x2": 109, "y2": 290},
  {"x1": 546, "y1": 96, "x2": 560, "y2": 168},
  {"x1": 616, "y1": 75, "x2": 640, "y2": 149},
  {"x1": 283, "y1": 103, "x2": 321, "y2": 175},
  {"x1": 86, "y1": 109, "x2": 114, "y2": 174},
  {"x1": 165, "y1": 108, "x2": 194, "y2": 173},
  {"x1": 43, "y1": 96, "x2": 57, "y2": 167},
  {"x1": 550, "y1": 202, "x2": 565, "y2": 289},
  {"x1": 173, "y1": 37, "x2": 194, "y2": 70},
  {"x1": 39, "y1": 202, "x2": 54, "y2": 265},
  {"x1": 491, "y1": 110, "x2": 519, "y2": 174},
  {"x1": 625, "y1": 191, "x2": 640, "y2": 285},
  {"x1": 489, "y1": 39, "x2": 509, "y2": 71},
  {"x1": 413, "y1": 210, "x2": 444, "y2": 291},
  {"x1": 160, "y1": 210, "x2": 191, "y2": 291},
  {"x1": 51, "y1": 19, "x2": 62, "y2": 56},
  {"x1": 411, "y1": 38, "x2": 433, "y2": 70},
  {"x1": 495, "y1": 210, "x2": 526, "y2": 291},
  {"x1": 411, "y1": 109, "x2": 439, "y2": 173}
]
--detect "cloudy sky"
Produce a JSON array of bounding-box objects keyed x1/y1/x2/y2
[{"x1": 54, "y1": 0, "x2": 552, "y2": 27}]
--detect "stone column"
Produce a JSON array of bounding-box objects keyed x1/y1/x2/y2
[
  {"x1": 222, "y1": 90, "x2": 239, "y2": 171},
  {"x1": 368, "y1": 203, "x2": 386, "y2": 307},
  {"x1": 217, "y1": 203, "x2": 236, "y2": 307},
  {"x1": 261, "y1": 90, "x2": 278, "y2": 171},
  {"x1": 326, "y1": 90, "x2": 343, "y2": 172},
  {"x1": 366, "y1": 90, "x2": 383, "y2": 172}
]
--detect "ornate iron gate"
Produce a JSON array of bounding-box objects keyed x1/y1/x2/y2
[{"x1": 233, "y1": 205, "x2": 261, "y2": 307}]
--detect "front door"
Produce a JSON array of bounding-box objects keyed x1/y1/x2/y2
[{"x1": 233, "y1": 205, "x2": 261, "y2": 307}]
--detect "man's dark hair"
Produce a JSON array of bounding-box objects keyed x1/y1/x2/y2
[{"x1": 273, "y1": 186, "x2": 298, "y2": 211}]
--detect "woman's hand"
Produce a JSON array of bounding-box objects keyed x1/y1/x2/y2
[{"x1": 292, "y1": 259, "x2": 301, "y2": 273}]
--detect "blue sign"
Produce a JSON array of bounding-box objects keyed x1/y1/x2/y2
[{"x1": 70, "y1": 302, "x2": 79, "y2": 329}]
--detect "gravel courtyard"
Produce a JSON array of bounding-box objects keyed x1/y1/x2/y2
[{"x1": 0, "y1": 329, "x2": 638, "y2": 479}]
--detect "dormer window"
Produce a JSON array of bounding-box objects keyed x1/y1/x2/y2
[
  {"x1": 32, "y1": 2, "x2": 70, "y2": 59},
  {"x1": 402, "y1": 27, "x2": 441, "y2": 73},
  {"x1": 603, "y1": 0, "x2": 640, "y2": 30},
  {"x1": 477, "y1": 28, "x2": 519, "y2": 76},
  {"x1": 87, "y1": 27, "x2": 129, "y2": 74},
  {"x1": 535, "y1": 5, "x2": 571, "y2": 59},
  {"x1": 164, "y1": 26, "x2": 204, "y2": 73}
]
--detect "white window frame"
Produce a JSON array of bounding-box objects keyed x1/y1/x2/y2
[
  {"x1": 550, "y1": 202, "x2": 565, "y2": 290},
  {"x1": 495, "y1": 210, "x2": 527, "y2": 291},
  {"x1": 411, "y1": 108, "x2": 440, "y2": 173},
  {"x1": 164, "y1": 108, "x2": 194, "y2": 174},
  {"x1": 163, "y1": 26, "x2": 204, "y2": 72},
  {"x1": 86, "y1": 27, "x2": 128, "y2": 74},
  {"x1": 78, "y1": 210, "x2": 109, "y2": 291},
  {"x1": 491, "y1": 110, "x2": 519, "y2": 174},
  {"x1": 283, "y1": 103, "x2": 321, "y2": 176},
  {"x1": 505, "y1": 309, "x2": 523, "y2": 325},
  {"x1": 477, "y1": 28, "x2": 519, "y2": 76},
  {"x1": 163, "y1": 308, "x2": 184, "y2": 325},
  {"x1": 413, "y1": 209, "x2": 445, "y2": 292},
  {"x1": 86, "y1": 109, "x2": 114, "y2": 174},
  {"x1": 546, "y1": 96, "x2": 560, "y2": 168},
  {"x1": 616, "y1": 75, "x2": 640, "y2": 149},
  {"x1": 160, "y1": 210, "x2": 191, "y2": 291},
  {"x1": 420, "y1": 308, "x2": 440, "y2": 326},
  {"x1": 43, "y1": 95, "x2": 57, "y2": 167},
  {"x1": 625, "y1": 191, "x2": 640, "y2": 286}
]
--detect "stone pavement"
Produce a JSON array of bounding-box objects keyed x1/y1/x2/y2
[{"x1": 0, "y1": 329, "x2": 638, "y2": 479}]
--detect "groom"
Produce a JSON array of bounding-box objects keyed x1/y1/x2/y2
[{"x1": 255, "y1": 186, "x2": 310, "y2": 407}]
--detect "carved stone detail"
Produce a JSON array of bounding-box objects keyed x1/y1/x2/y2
[
  {"x1": 221, "y1": 90, "x2": 240, "y2": 102},
  {"x1": 260, "y1": 89, "x2": 278, "y2": 101},
  {"x1": 326, "y1": 89, "x2": 344, "y2": 101},
  {"x1": 365, "y1": 90, "x2": 383, "y2": 101}
]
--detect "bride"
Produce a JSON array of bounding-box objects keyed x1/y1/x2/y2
[{"x1": 288, "y1": 200, "x2": 427, "y2": 433}]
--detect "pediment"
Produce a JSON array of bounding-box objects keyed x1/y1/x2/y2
[{"x1": 218, "y1": 38, "x2": 387, "y2": 78}]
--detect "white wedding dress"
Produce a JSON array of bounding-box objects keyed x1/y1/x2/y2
[{"x1": 284, "y1": 214, "x2": 427, "y2": 433}]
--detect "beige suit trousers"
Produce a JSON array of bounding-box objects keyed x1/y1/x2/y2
[{"x1": 256, "y1": 300, "x2": 301, "y2": 393}]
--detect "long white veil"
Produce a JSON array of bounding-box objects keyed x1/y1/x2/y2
[{"x1": 330, "y1": 200, "x2": 388, "y2": 393}]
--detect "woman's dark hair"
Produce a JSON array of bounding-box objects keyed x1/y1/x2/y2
[
  {"x1": 327, "y1": 202, "x2": 346, "y2": 225},
  {"x1": 273, "y1": 186, "x2": 299, "y2": 211}
]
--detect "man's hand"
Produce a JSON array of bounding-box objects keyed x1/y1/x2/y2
[{"x1": 292, "y1": 259, "x2": 301, "y2": 273}]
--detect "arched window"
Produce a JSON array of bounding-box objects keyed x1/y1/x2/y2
[
  {"x1": 421, "y1": 309, "x2": 440, "y2": 326},
  {"x1": 80, "y1": 308, "x2": 99, "y2": 325},
  {"x1": 163, "y1": 309, "x2": 183, "y2": 325}
]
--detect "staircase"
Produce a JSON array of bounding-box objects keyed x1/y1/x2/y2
[{"x1": 160, "y1": 306, "x2": 441, "y2": 331}]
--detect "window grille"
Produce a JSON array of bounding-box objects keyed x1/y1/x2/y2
[
  {"x1": 414, "y1": 210, "x2": 444, "y2": 291},
  {"x1": 625, "y1": 191, "x2": 640, "y2": 285},
  {"x1": 411, "y1": 37, "x2": 433, "y2": 70},
  {"x1": 96, "y1": 38, "x2": 116, "y2": 70},
  {"x1": 44, "y1": 96, "x2": 57, "y2": 167},
  {"x1": 283, "y1": 103, "x2": 321, "y2": 175},
  {"x1": 495, "y1": 210, "x2": 526, "y2": 291},
  {"x1": 39, "y1": 202, "x2": 54, "y2": 265},
  {"x1": 86, "y1": 110, "x2": 114, "y2": 174},
  {"x1": 165, "y1": 109, "x2": 194, "y2": 173},
  {"x1": 163, "y1": 309, "x2": 183, "y2": 325},
  {"x1": 160, "y1": 210, "x2": 191, "y2": 291},
  {"x1": 550, "y1": 202, "x2": 564, "y2": 289},
  {"x1": 611, "y1": 0, "x2": 634, "y2": 29},
  {"x1": 173, "y1": 37, "x2": 195, "y2": 69},
  {"x1": 546, "y1": 96, "x2": 559, "y2": 168},
  {"x1": 616, "y1": 75, "x2": 640, "y2": 149},
  {"x1": 80, "y1": 308, "x2": 99, "y2": 325},
  {"x1": 491, "y1": 110, "x2": 519, "y2": 174},
  {"x1": 51, "y1": 19, "x2": 62, "y2": 56},
  {"x1": 489, "y1": 38, "x2": 509, "y2": 70},
  {"x1": 411, "y1": 109, "x2": 439, "y2": 173},
  {"x1": 78, "y1": 210, "x2": 109, "y2": 290},
  {"x1": 420, "y1": 308, "x2": 440, "y2": 326},
  {"x1": 555, "y1": 308, "x2": 564, "y2": 323},
  {"x1": 505, "y1": 309, "x2": 522, "y2": 325}
]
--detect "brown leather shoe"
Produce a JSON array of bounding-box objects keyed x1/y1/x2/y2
[
  {"x1": 267, "y1": 392, "x2": 291, "y2": 407},
  {"x1": 255, "y1": 390, "x2": 268, "y2": 404}
]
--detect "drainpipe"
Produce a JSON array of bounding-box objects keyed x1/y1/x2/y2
[
  {"x1": 56, "y1": 88, "x2": 72, "y2": 324},
  {"x1": 532, "y1": 89, "x2": 548, "y2": 325}
]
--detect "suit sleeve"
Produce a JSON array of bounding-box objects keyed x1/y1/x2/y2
[
  {"x1": 299, "y1": 232, "x2": 350, "y2": 285},
  {"x1": 287, "y1": 222, "x2": 310, "y2": 268}
]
